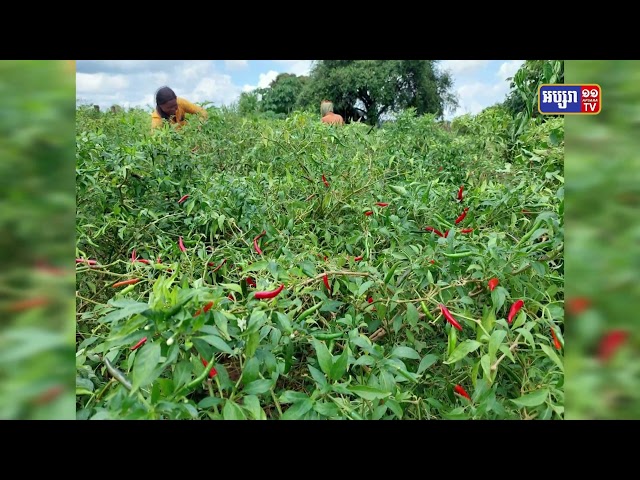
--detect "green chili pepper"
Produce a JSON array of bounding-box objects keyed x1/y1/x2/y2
[
  {"x1": 298, "y1": 301, "x2": 323, "y2": 322},
  {"x1": 312, "y1": 331, "x2": 344, "y2": 341},
  {"x1": 443, "y1": 251, "x2": 473, "y2": 258}
]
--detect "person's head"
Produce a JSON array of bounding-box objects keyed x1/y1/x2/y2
[
  {"x1": 320, "y1": 100, "x2": 334, "y2": 117},
  {"x1": 156, "y1": 86, "x2": 178, "y2": 119}
]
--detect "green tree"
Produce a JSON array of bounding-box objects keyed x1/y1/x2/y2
[
  {"x1": 297, "y1": 60, "x2": 458, "y2": 126},
  {"x1": 502, "y1": 60, "x2": 564, "y2": 120},
  {"x1": 237, "y1": 91, "x2": 261, "y2": 116},
  {"x1": 261, "y1": 73, "x2": 309, "y2": 116}
]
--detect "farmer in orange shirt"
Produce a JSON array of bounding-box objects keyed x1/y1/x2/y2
[
  {"x1": 320, "y1": 100, "x2": 344, "y2": 125},
  {"x1": 151, "y1": 86, "x2": 208, "y2": 131}
]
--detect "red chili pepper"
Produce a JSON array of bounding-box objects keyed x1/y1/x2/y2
[
  {"x1": 210, "y1": 258, "x2": 226, "y2": 272},
  {"x1": 367, "y1": 297, "x2": 373, "y2": 303},
  {"x1": 460, "y1": 228, "x2": 473, "y2": 234},
  {"x1": 444, "y1": 230, "x2": 450, "y2": 238},
  {"x1": 254, "y1": 230, "x2": 266, "y2": 255},
  {"x1": 439, "y1": 166, "x2": 443, "y2": 171},
  {"x1": 194, "y1": 301, "x2": 215, "y2": 317},
  {"x1": 7, "y1": 297, "x2": 49, "y2": 312},
  {"x1": 439, "y1": 304, "x2": 463, "y2": 331},
  {"x1": 76, "y1": 258, "x2": 97, "y2": 265},
  {"x1": 550, "y1": 327, "x2": 562, "y2": 350},
  {"x1": 457, "y1": 185, "x2": 464, "y2": 202},
  {"x1": 201, "y1": 358, "x2": 218, "y2": 378},
  {"x1": 322, "y1": 174, "x2": 330, "y2": 187},
  {"x1": 31, "y1": 385, "x2": 64, "y2": 405},
  {"x1": 254, "y1": 284, "x2": 285, "y2": 299},
  {"x1": 567, "y1": 297, "x2": 591, "y2": 316},
  {"x1": 507, "y1": 299, "x2": 524, "y2": 324},
  {"x1": 455, "y1": 207, "x2": 469, "y2": 225},
  {"x1": 364, "y1": 211, "x2": 373, "y2": 216},
  {"x1": 354, "y1": 255, "x2": 363, "y2": 261},
  {"x1": 246, "y1": 277, "x2": 256, "y2": 288},
  {"x1": 488, "y1": 278, "x2": 499, "y2": 291},
  {"x1": 112, "y1": 278, "x2": 140, "y2": 288},
  {"x1": 430, "y1": 260, "x2": 435, "y2": 264},
  {"x1": 178, "y1": 236, "x2": 187, "y2": 253},
  {"x1": 227, "y1": 293, "x2": 236, "y2": 301},
  {"x1": 425, "y1": 226, "x2": 445, "y2": 237},
  {"x1": 131, "y1": 337, "x2": 147, "y2": 351},
  {"x1": 35, "y1": 260, "x2": 67, "y2": 276},
  {"x1": 454, "y1": 384, "x2": 471, "y2": 401},
  {"x1": 598, "y1": 330, "x2": 628, "y2": 362},
  {"x1": 178, "y1": 194, "x2": 189, "y2": 204},
  {"x1": 131, "y1": 249, "x2": 150, "y2": 264},
  {"x1": 323, "y1": 274, "x2": 331, "y2": 293},
  {"x1": 375, "y1": 202, "x2": 389, "y2": 207}
]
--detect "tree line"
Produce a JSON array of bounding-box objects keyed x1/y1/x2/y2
[{"x1": 236, "y1": 60, "x2": 564, "y2": 126}]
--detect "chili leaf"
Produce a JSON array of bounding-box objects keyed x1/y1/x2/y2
[
  {"x1": 511, "y1": 388, "x2": 549, "y2": 408},
  {"x1": 281, "y1": 398, "x2": 314, "y2": 420},
  {"x1": 348, "y1": 385, "x2": 392, "y2": 401},
  {"x1": 131, "y1": 342, "x2": 161, "y2": 394},
  {"x1": 223, "y1": 399, "x2": 247, "y2": 420},
  {"x1": 444, "y1": 340, "x2": 482, "y2": 364}
]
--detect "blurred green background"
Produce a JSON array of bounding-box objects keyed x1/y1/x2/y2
[
  {"x1": 565, "y1": 61, "x2": 640, "y2": 419},
  {"x1": 0, "y1": 60, "x2": 75, "y2": 419}
]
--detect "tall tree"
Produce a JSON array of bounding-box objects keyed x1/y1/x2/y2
[
  {"x1": 260, "y1": 73, "x2": 309, "y2": 116},
  {"x1": 297, "y1": 60, "x2": 458, "y2": 125},
  {"x1": 237, "y1": 91, "x2": 261, "y2": 116},
  {"x1": 502, "y1": 60, "x2": 564, "y2": 119}
]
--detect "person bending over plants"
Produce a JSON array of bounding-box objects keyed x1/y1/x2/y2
[{"x1": 151, "y1": 86, "x2": 208, "y2": 131}]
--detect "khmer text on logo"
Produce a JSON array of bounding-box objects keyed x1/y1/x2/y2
[{"x1": 538, "y1": 84, "x2": 601, "y2": 115}]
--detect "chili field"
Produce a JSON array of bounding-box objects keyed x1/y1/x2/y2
[{"x1": 76, "y1": 105, "x2": 564, "y2": 419}]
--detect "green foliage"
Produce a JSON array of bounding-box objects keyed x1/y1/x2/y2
[
  {"x1": 237, "y1": 91, "x2": 260, "y2": 117},
  {"x1": 260, "y1": 73, "x2": 309, "y2": 116},
  {"x1": 295, "y1": 60, "x2": 458, "y2": 126},
  {"x1": 1, "y1": 60, "x2": 76, "y2": 419},
  {"x1": 503, "y1": 60, "x2": 565, "y2": 121},
  {"x1": 565, "y1": 60, "x2": 640, "y2": 420},
  {"x1": 76, "y1": 99, "x2": 563, "y2": 419}
]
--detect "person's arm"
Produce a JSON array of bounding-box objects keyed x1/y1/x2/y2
[
  {"x1": 178, "y1": 98, "x2": 208, "y2": 120},
  {"x1": 151, "y1": 109, "x2": 164, "y2": 130}
]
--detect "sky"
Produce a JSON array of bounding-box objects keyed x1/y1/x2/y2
[{"x1": 75, "y1": 60, "x2": 525, "y2": 121}]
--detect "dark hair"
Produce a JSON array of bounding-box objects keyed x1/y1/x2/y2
[{"x1": 155, "y1": 86, "x2": 177, "y2": 119}]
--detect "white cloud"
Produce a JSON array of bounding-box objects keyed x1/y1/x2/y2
[
  {"x1": 496, "y1": 60, "x2": 525, "y2": 81},
  {"x1": 182, "y1": 61, "x2": 214, "y2": 80},
  {"x1": 76, "y1": 73, "x2": 129, "y2": 94},
  {"x1": 273, "y1": 60, "x2": 312, "y2": 76},
  {"x1": 150, "y1": 72, "x2": 171, "y2": 88},
  {"x1": 225, "y1": 60, "x2": 248, "y2": 70},
  {"x1": 191, "y1": 75, "x2": 242, "y2": 106},
  {"x1": 241, "y1": 62, "x2": 313, "y2": 94},
  {"x1": 243, "y1": 70, "x2": 280, "y2": 93},
  {"x1": 447, "y1": 79, "x2": 513, "y2": 120},
  {"x1": 440, "y1": 60, "x2": 490, "y2": 75},
  {"x1": 93, "y1": 60, "x2": 180, "y2": 73}
]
